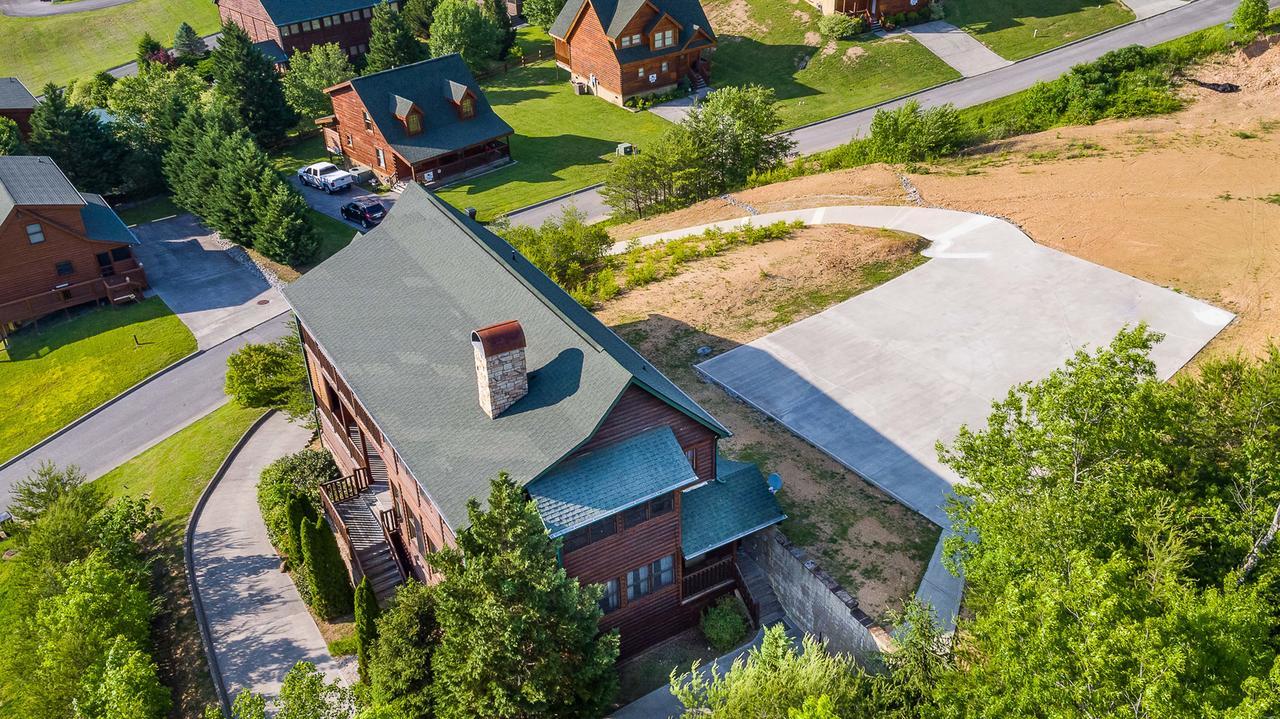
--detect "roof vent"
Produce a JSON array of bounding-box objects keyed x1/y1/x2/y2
[{"x1": 471, "y1": 320, "x2": 528, "y2": 419}]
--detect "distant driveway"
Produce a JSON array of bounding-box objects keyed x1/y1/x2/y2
[
  {"x1": 133, "y1": 215, "x2": 286, "y2": 350},
  {"x1": 290, "y1": 177, "x2": 397, "y2": 231},
  {"x1": 902, "y1": 22, "x2": 1013, "y2": 77},
  {"x1": 682, "y1": 206, "x2": 1234, "y2": 526},
  {"x1": 1125, "y1": 0, "x2": 1190, "y2": 19},
  {"x1": 0, "y1": 0, "x2": 132, "y2": 17}
]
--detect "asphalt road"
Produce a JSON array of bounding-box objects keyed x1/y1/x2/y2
[
  {"x1": 505, "y1": 0, "x2": 1252, "y2": 227},
  {"x1": 0, "y1": 312, "x2": 293, "y2": 498},
  {"x1": 0, "y1": 0, "x2": 133, "y2": 18}
]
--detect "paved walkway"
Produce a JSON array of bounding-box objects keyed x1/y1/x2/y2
[
  {"x1": 0, "y1": 312, "x2": 292, "y2": 498},
  {"x1": 191, "y1": 413, "x2": 355, "y2": 704},
  {"x1": 647, "y1": 87, "x2": 711, "y2": 124},
  {"x1": 505, "y1": 0, "x2": 1253, "y2": 226},
  {"x1": 290, "y1": 176, "x2": 397, "y2": 232},
  {"x1": 902, "y1": 21, "x2": 1013, "y2": 77},
  {"x1": 0, "y1": 0, "x2": 132, "y2": 17},
  {"x1": 133, "y1": 214, "x2": 286, "y2": 350},
  {"x1": 639, "y1": 205, "x2": 1234, "y2": 629}
]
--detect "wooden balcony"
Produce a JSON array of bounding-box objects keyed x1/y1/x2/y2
[
  {"x1": 0, "y1": 260, "x2": 147, "y2": 328},
  {"x1": 682, "y1": 555, "x2": 736, "y2": 603},
  {"x1": 319, "y1": 467, "x2": 408, "y2": 603}
]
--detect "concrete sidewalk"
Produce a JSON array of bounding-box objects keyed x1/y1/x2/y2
[
  {"x1": 191, "y1": 413, "x2": 355, "y2": 704},
  {"x1": 641, "y1": 205, "x2": 1233, "y2": 630},
  {"x1": 1125, "y1": 0, "x2": 1190, "y2": 19},
  {"x1": 902, "y1": 21, "x2": 1013, "y2": 77}
]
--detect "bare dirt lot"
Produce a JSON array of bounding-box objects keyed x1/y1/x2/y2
[
  {"x1": 597, "y1": 225, "x2": 939, "y2": 617},
  {"x1": 601, "y1": 41, "x2": 1280, "y2": 617}
]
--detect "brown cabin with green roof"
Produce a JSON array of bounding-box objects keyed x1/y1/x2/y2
[
  {"x1": 0, "y1": 156, "x2": 147, "y2": 333},
  {"x1": 283, "y1": 184, "x2": 785, "y2": 654},
  {"x1": 549, "y1": 0, "x2": 717, "y2": 105}
]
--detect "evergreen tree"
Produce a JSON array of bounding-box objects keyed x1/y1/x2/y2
[
  {"x1": 282, "y1": 43, "x2": 355, "y2": 119},
  {"x1": 174, "y1": 21, "x2": 207, "y2": 58},
  {"x1": 213, "y1": 131, "x2": 275, "y2": 245},
  {"x1": 355, "y1": 576, "x2": 380, "y2": 684},
  {"x1": 28, "y1": 85, "x2": 125, "y2": 195},
  {"x1": 0, "y1": 117, "x2": 24, "y2": 156},
  {"x1": 401, "y1": 0, "x2": 439, "y2": 38},
  {"x1": 136, "y1": 32, "x2": 164, "y2": 65},
  {"x1": 164, "y1": 105, "x2": 225, "y2": 219},
  {"x1": 300, "y1": 516, "x2": 353, "y2": 619},
  {"x1": 365, "y1": 1, "x2": 429, "y2": 73},
  {"x1": 428, "y1": 474, "x2": 619, "y2": 719},
  {"x1": 250, "y1": 168, "x2": 319, "y2": 264},
  {"x1": 209, "y1": 21, "x2": 298, "y2": 147},
  {"x1": 369, "y1": 581, "x2": 439, "y2": 718},
  {"x1": 284, "y1": 492, "x2": 318, "y2": 570}
]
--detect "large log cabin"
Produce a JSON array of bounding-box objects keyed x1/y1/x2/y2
[
  {"x1": 813, "y1": 0, "x2": 921, "y2": 19},
  {"x1": 0, "y1": 78, "x2": 35, "y2": 139},
  {"x1": 216, "y1": 0, "x2": 393, "y2": 62},
  {"x1": 320, "y1": 55, "x2": 514, "y2": 188},
  {"x1": 283, "y1": 184, "x2": 785, "y2": 654},
  {"x1": 0, "y1": 156, "x2": 147, "y2": 333},
  {"x1": 549, "y1": 0, "x2": 717, "y2": 106}
]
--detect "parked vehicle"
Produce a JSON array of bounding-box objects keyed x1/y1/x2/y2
[
  {"x1": 340, "y1": 198, "x2": 387, "y2": 228},
  {"x1": 298, "y1": 162, "x2": 356, "y2": 194}
]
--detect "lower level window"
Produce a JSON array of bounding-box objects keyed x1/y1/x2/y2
[
  {"x1": 55, "y1": 261, "x2": 74, "y2": 276},
  {"x1": 376, "y1": 147, "x2": 386, "y2": 168},
  {"x1": 627, "y1": 555, "x2": 674, "y2": 601},
  {"x1": 599, "y1": 578, "x2": 620, "y2": 613}
]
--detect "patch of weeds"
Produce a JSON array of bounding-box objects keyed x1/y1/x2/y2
[
  {"x1": 1258, "y1": 120, "x2": 1280, "y2": 133},
  {"x1": 731, "y1": 442, "x2": 776, "y2": 475},
  {"x1": 328, "y1": 633, "x2": 359, "y2": 657},
  {"x1": 1217, "y1": 192, "x2": 1236, "y2": 201},
  {"x1": 1232, "y1": 130, "x2": 1259, "y2": 140},
  {"x1": 1261, "y1": 194, "x2": 1280, "y2": 206}
]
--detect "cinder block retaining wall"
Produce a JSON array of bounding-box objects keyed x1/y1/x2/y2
[{"x1": 744, "y1": 530, "x2": 893, "y2": 660}]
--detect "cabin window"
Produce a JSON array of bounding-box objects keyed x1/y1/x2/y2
[
  {"x1": 458, "y1": 97, "x2": 475, "y2": 119},
  {"x1": 623, "y1": 494, "x2": 674, "y2": 529},
  {"x1": 653, "y1": 29, "x2": 674, "y2": 49},
  {"x1": 405, "y1": 113, "x2": 421, "y2": 134},
  {"x1": 323, "y1": 15, "x2": 333, "y2": 26},
  {"x1": 55, "y1": 261, "x2": 74, "y2": 276},
  {"x1": 620, "y1": 35, "x2": 632, "y2": 48},
  {"x1": 363, "y1": 7, "x2": 373, "y2": 18},
  {"x1": 599, "y1": 579, "x2": 621, "y2": 613},
  {"x1": 637, "y1": 66, "x2": 645, "y2": 79},
  {"x1": 630, "y1": 33, "x2": 641, "y2": 45},
  {"x1": 281, "y1": 25, "x2": 291, "y2": 36},
  {"x1": 111, "y1": 247, "x2": 131, "y2": 261},
  {"x1": 562, "y1": 515, "x2": 618, "y2": 553},
  {"x1": 346, "y1": 132, "x2": 353, "y2": 147},
  {"x1": 662, "y1": 61, "x2": 669, "y2": 73},
  {"x1": 363, "y1": 110, "x2": 372, "y2": 130},
  {"x1": 290, "y1": 23, "x2": 301, "y2": 33},
  {"x1": 685, "y1": 447, "x2": 697, "y2": 468},
  {"x1": 376, "y1": 147, "x2": 386, "y2": 168},
  {"x1": 25, "y1": 223, "x2": 44, "y2": 244},
  {"x1": 627, "y1": 555, "x2": 674, "y2": 601}
]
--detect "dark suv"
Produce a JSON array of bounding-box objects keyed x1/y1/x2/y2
[{"x1": 340, "y1": 198, "x2": 387, "y2": 229}]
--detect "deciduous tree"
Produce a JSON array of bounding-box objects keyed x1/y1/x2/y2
[
  {"x1": 282, "y1": 43, "x2": 355, "y2": 118},
  {"x1": 225, "y1": 333, "x2": 313, "y2": 420},
  {"x1": 369, "y1": 580, "x2": 438, "y2": 718},
  {"x1": 428, "y1": 474, "x2": 619, "y2": 718},
  {"x1": 0, "y1": 117, "x2": 23, "y2": 156},
  {"x1": 427, "y1": 0, "x2": 501, "y2": 70},
  {"x1": 1233, "y1": 0, "x2": 1270, "y2": 33},
  {"x1": 522, "y1": 0, "x2": 567, "y2": 30}
]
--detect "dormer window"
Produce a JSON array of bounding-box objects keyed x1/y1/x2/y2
[
  {"x1": 653, "y1": 28, "x2": 675, "y2": 49},
  {"x1": 620, "y1": 33, "x2": 641, "y2": 48},
  {"x1": 458, "y1": 97, "x2": 474, "y2": 120},
  {"x1": 405, "y1": 112, "x2": 421, "y2": 135}
]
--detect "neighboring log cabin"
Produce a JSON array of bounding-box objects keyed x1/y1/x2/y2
[
  {"x1": 215, "y1": 0, "x2": 394, "y2": 62},
  {"x1": 549, "y1": 0, "x2": 717, "y2": 105},
  {"x1": 0, "y1": 78, "x2": 35, "y2": 139},
  {"x1": 320, "y1": 54, "x2": 514, "y2": 188},
  {"x1": 811, "y1": 0, "x2": 921, "y2": 18},
  {"x1": 283, "y1": 184, "x2": 785, "y2": 653},
  {"x1": 0, "y1": 156, "x2": 147, "y2": 331}
]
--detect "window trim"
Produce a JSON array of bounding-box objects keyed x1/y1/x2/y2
[
  {"x1": 375, "y1": 147, "x2": 386, "y2": 168},
  {"x1": 599, "y1": 578, "x2": 620, "y2": 613},
  {"x1": 55, "y1": 260, "x2": 74, "y2": 277},
  {"x1": 25, "y1": 223, "x2": 45, "y2": 244},
  {"x1": 627, "y1": 555, "x2": 674, "y2": 602}
]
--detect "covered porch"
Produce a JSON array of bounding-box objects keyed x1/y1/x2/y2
[
  {"x1": 409, "y1": 137, "x2": 513, "y2": 188},
  {"x1": 0, "y1": 255, "x2": 146, "y2": 329}
]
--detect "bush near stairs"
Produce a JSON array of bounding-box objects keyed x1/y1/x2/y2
[{"x1": 301, "y1": 515, "x2": 355, "y2": 619}]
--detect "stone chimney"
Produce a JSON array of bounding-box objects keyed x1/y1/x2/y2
[{"x1": 471, "y1": 320, "x2": 528, "y2": 419}]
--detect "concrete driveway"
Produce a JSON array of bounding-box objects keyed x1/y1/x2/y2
[
  {"x1": 902, "y1": 21, "x2": 1013, "y2": 77},
  {"x1": 1125, "y1": 0, "x2": 1190, "y2": 19},
  {"x1": 132, "y1": 215, "x2": 286, "y2": 350},
  {"x1": 290, "y1": 176, "x2": 396, "y2": 231}
]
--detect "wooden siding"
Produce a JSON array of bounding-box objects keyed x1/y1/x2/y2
[
  {"x1": 327, "y1": 85, "x2": 414, "y2": 183},
  {"x1": 217, "y1": 0, "x2": 282, "y2": 46},
  {"x1": 277, "y1": 9, "x2": 376, "y2": 55},
  {"x1": 571, "y1": 383, "x2": 718, "y2": 481},
  {"x1": 561, "y1": 1, "x2": 624, "y2": 97}
]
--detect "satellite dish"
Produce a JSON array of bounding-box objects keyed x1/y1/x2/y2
[{"x1": 766, "y1": 473, "x2": 782, "y2": 494}]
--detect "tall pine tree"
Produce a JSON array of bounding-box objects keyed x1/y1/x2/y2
[
  {"x1": 428, "y1": 474, "x2": 619, "y2": 719},
  {"x1": 213, "y1": 131, "x2": 274, "y2": 245},
  {"x1": 365, "y1": 1, "x2": 429, "y2": 73},
  {"x1": 174, "y1": 22, "x2": 208, "y2": 59},
  {"x1": 300, "y1": 516, "x2": 353, "y2": 620},
  {"x1": 354, "y1": 576, "x2": 380, "y2": 684},
  {"x1": 28, "y1": 85, "x2": 125, "y2": 195},
  {"x1": 209, "y1": 21, "x2": 297, "y2": 147},
  {"x1": 250, "y1": 168, "x2": 319, "y2": 265}
]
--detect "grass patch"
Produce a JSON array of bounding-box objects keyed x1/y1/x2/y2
[
  {"x1": 0, "y1": 0, "x2": 220, "y2": 89},
  {"x1": 614, "y1": 629, "x2": 722, "y2": 705},
  {"x1": 434, "y1": 62, "x2": 673, "y2": 221},
  {"x1": 326, "y1": 631, "x2": 359, "y2": 657},
  {"x1": 705, "y1": 0, "x2": 959, "y2": 129},
  {"x1": 308, "y1": 210, "x2": 359, "y2": 265},
  {"x1": 116, "y1": 195, "x2": 183, "y2": 226},
  {"x1": 0, "y1": 298, "x2": 196, "y2": 463},
  {"x1": 270, "y1": 135, "x2": 335, "y2": 176},
  {"x1": 945, "y1": 0, "x2": 1134, "y2": 60},
  {"x1": 766, "y1": 253, "x2": 928, "y2": 329}
]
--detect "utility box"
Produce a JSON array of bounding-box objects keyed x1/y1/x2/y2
[{"x1": 615, "y1": 142, "x2": 635, "y2": 156}]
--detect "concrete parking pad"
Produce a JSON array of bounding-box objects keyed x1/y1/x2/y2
[
  {"x1": 1124, "y1": 0, "x2": 1189, "y2": 20},
  {"x1": 903, "y1": 21, "x2": 1013, "y2": 77},
  {"x1": 290, "y1": 176, "x2": 398, "y2": 231},
  {"x1": 191, "y1": 413, "x2": 355, "y2": 704},
  {"x1": 132, "y1": 215, "x2": 286, "y2": 349}
]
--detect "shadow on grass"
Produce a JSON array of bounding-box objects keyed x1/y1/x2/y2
[
  {"x1": 442, "y1": 133, "x2": 621, "y2": 197},
  {"x1": 2, "y1": 298, "x2": 174, "y2": 361},
  {"x1": 709, "y1": 36, "x2": 825, "y2": 103},
  {"x1": 945, "y1": 0, "x2": 1124, "y2": 34}
]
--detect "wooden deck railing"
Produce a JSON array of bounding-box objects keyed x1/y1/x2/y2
[
  {"x1": 682, "y1": 556, "x2": 736, "y2": 601},
  {"x1": 0, "y1": 264, "x2": 146, "y2": 327},
  {"x1": 318, "y1": 475, "x2": 367, "y2": 585},
  {"x1": 320, "y1": 467, "x2": 371, "y2": 504},
  {"x1": 732, "y1": 559, "x2": 762, "y2": 627}
]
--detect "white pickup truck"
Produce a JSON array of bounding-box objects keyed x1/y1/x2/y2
[{"x1": 297, "y1": 162, "x2": 357, "y2": 194}]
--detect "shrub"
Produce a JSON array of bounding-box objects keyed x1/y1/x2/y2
[
  {"x1": 818, "y1": 13, "x2": 858, "y2": 40},
  {"x1": 866, "y1": 100, "x2": 968, "y2": 163},
  {"x1": 1233, "y1": 0, "x2": 1269, "y2": 33},
  {"x1": 355, "y1": 576, "x2": 380, "y2": 683},
  {"x1": 257, "y1": 448, "x2": 338, "y2": 553},
  {"x1": 496, "y1": 206, "x2": 612, "y2": 292},
  {"x1": 285, "y1": 493, "x2": 320, "y2": 572},
  {"x1": 300, "y1": 516, "x2": 354, "y2": 619},
  {"x1": 226, "y1": 333, "x2": 314, "y2": 420},
  {"x1": 369, "y1": 581, "x2": 439, "y2": 717},
  {"x1": 701, "y1": 595, "x2": 750, "y2": 652}
]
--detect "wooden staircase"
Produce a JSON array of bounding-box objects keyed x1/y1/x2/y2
[{"x1": 737, "y1": 550, "x2": 785, "y2": 626}]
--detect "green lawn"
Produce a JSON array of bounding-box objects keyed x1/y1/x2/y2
[
  {"x1": 0, "y1": 298, "x2": 196, "y2": 463},
  {"x1": 116, "y1": 195, "x2": 183, "y2": 226},
  {"x1": 945, "y1": 0, "x2": 1134, "y2": 60},
  {"x1": 434, "y1": 62, "x2": 674, "y2": 221},
  {"x1": 704, "y1": 0, "x2": 960, "y2": 129},
  {"x1": 307, "y1": 210, "x2": 359, "y2": 266},
  {"x1": 0, "y1": 0, "x2": 220, "y2": 90}
]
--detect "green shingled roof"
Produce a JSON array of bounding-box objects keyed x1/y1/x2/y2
[
  {"x1": 681, "y1": 457, "x2": 785, "y2": 557},
  {"x1": 529, "y1": 426, "x2": 697, "y2": 537},
  {"x1": 283, "y1": 185, "x2": 727, "y2": 533},
  {"x1": 79, "y1": 194, "x2": 139, "y2": 246}
]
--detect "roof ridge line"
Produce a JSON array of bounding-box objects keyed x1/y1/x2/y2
[{"x1": 351, "y1": 53, "x2": 463, "y2": 85}]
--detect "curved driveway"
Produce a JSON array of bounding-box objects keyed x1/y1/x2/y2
[
  {"x1": 0, "y1": 0, "x2": 133, "y2": 17},
  {"x1": 505, "y1": 0, "x2": 1265, "y2": 227},
  {"x1": 658, "y1": 205, "x2": 1234, "y2": 628}
]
